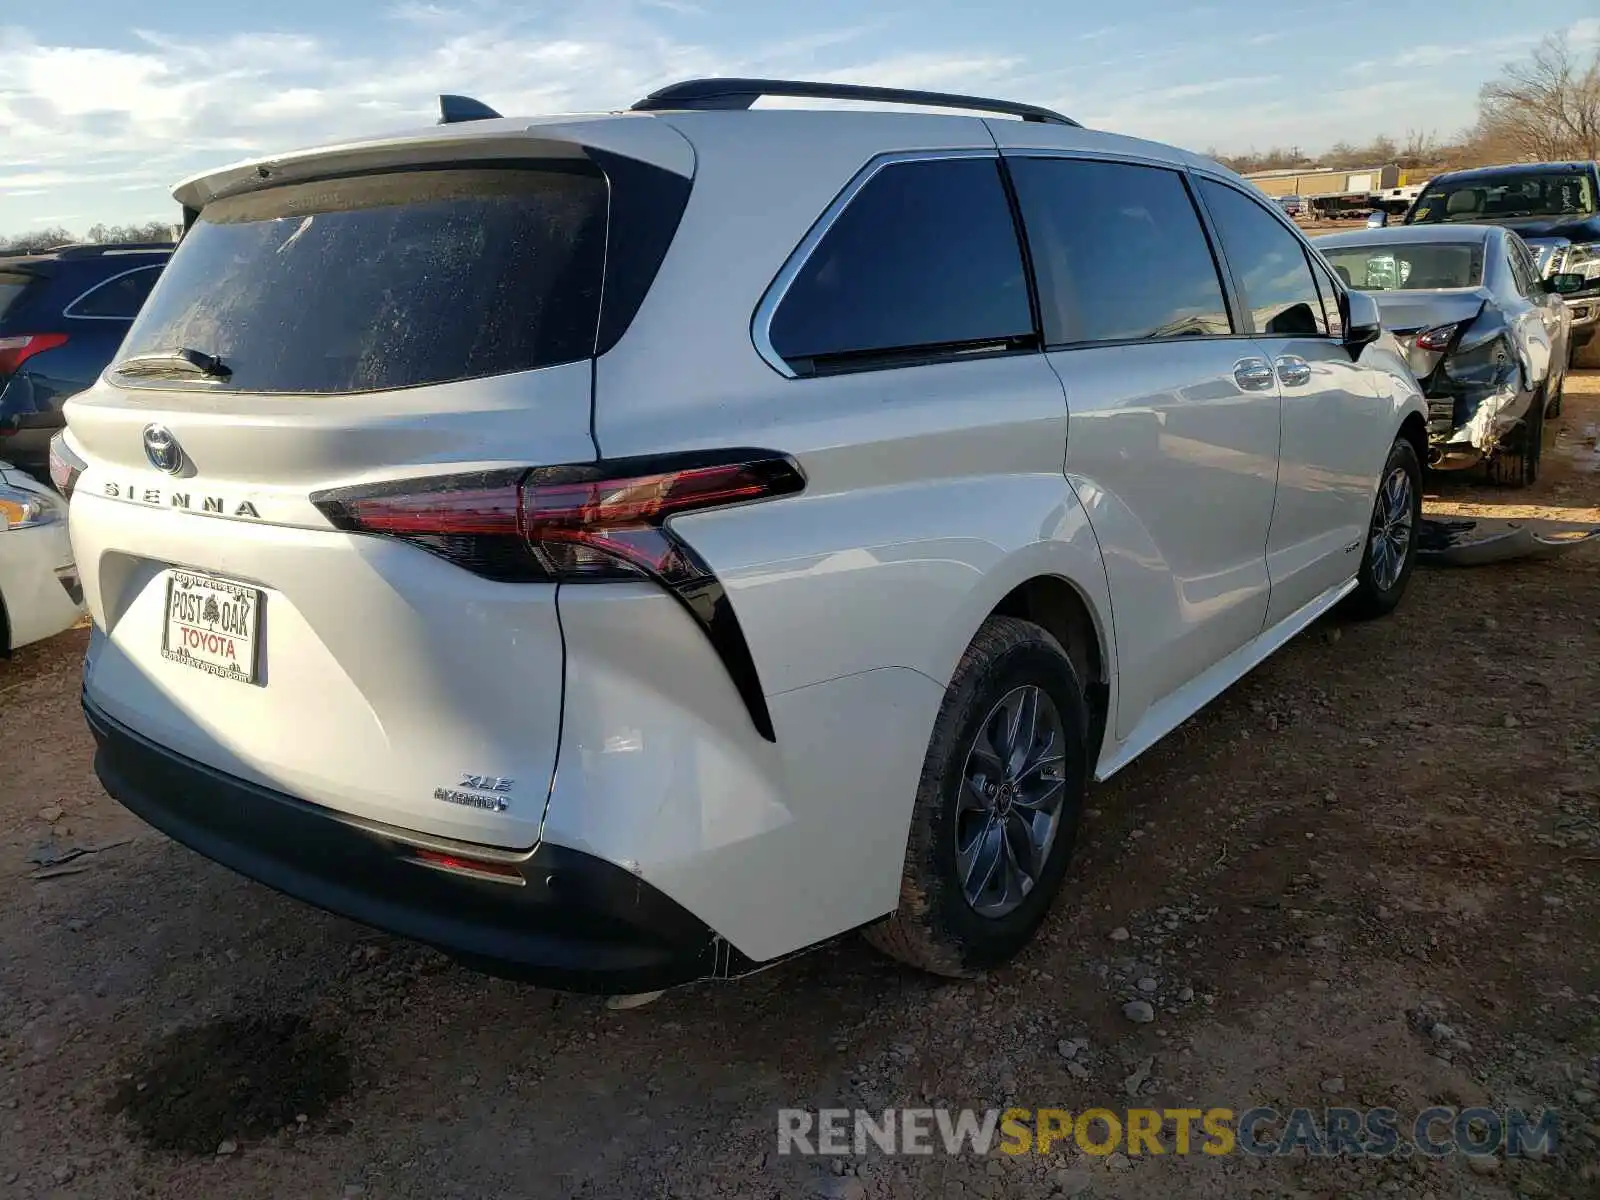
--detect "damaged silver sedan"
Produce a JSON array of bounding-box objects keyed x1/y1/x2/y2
[{"x1": 1315, "y1": 224, "x2": 1593, "y2": 485}]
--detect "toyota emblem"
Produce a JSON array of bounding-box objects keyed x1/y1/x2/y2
[{"x1": 143, "y1": 424, "x2": 183, "y2": 474}]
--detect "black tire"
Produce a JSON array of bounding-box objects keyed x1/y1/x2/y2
[
  {"x1": 1548, "y1": 373, "x2": 1564, "y2": 419},
  {"x1": 1524, "y1": 395, "x2": 1545, "y2": 484},
  {"x1": 864, "y1": 615, "x2": 1089, "y2": 977},
  {"x1": 1342, "y1": 436, "x2": 1422, "y2": 621},
  {"x1": 1489, "y1": 393, "x2": 1543, "y2": 487}
]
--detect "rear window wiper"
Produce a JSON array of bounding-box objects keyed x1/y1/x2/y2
[{"x1": 114, "y1": 347, "x2": 231, "y2": 381}]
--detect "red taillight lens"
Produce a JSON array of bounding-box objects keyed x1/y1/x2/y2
[
  {"x1": 522, "y1": 459, "x2": 801, "y2": 580},
  {"x1": 311, "y1": 452, "x2": 804, "y2": 742},
  {"x1": 0, "y1": 333, "x2": 68, "y2": 377},
  {"x1": 331, "y1": 485, "x2": 520, "y2": 537},
  {"x1": 1413, "y1": 322, "x2": 1461, "y2": 352},
  {"x1": 312, "y1": 453, "x2": 804, "y2": 586}
]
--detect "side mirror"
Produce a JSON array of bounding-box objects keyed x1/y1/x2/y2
[
  {"x1": 1366, "y1": 210, "x2": 1390, "y2": 228},
  {"x1": 1342, "y1": 289, "x2": 1382, "y2": 357},
  {"x1": 1547, "y1": 272, "x2": 1599, "y2": 297}
]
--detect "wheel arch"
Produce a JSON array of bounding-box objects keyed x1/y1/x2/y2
[
  {"x1": 1398, "y1": 410, "x2": 1427, "y2": 472},
  {"x1": 988, "y1": 573, "x2": 1112, "y2": 756},
  {"x1": 925, "y1": 525, "x2": 1118, "y2": 767}
]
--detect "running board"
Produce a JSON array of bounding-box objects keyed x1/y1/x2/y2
[{"x1": 1094, "y1": 576, "x2": 1358, "y2": 781}]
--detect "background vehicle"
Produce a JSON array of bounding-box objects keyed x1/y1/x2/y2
[
  {"x1": 60, "y1": 79, "x2": 1427, "y2": 994},
  {"x1": 0, "y1": 460, "x2": 80, "y2": 654},
  {"x1": 1390, "y1": 161, "x2": 1600, "y2": 367},
  {"x1": 1275, "y1": 195, "x2": 1304, "y2": 217},
  {"x1": 1316, "y1": 224, "x2": 1584, "y2": 486},
  {"x1": 0, "y1": 243, "x2": 172, "y2": 481}
]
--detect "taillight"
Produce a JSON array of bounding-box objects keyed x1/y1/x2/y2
[
  {"x1": 521, "y1": 458, "x2": 802, "y2": 580},
  {"x1": 1413, "y1": 322, "x2": 1461, "y2": 352},
  {"x1": 0, "y1": 333, "x2": 68, "y2": 377},
  {"x1": 312, "y1": 450, "x2": 805, "y2": 741},
  {"x1": 48, "y1": 432, "x2": 86, "y2": 500}
]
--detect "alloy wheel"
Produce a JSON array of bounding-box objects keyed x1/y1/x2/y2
[
  {"x1": 1369, "y1": 465, "x2": 1414, "y2": 592},
  {"x1": 955, "y1": 685, "x2": 1068, "y2": 919}
]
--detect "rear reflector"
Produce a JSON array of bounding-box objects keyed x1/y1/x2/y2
[
  {"x1": 312, "y1": 450, "x2": 805, "y2": 742},
  {"x1": 0, "y1": 333, "x2": 68, "y2": 377},
  {"x1": 409, "y1": 847, "x2": 526, "y2": 885}
]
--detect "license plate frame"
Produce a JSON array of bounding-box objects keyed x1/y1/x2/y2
[{"x1": 160, "y1": 569, "x2": 263, "y2": 686}]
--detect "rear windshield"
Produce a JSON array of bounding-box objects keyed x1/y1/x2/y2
[
  {"x1": 1320, "y1": 242, "x2": 1484, "y2": 291},
  {"x1": 1409, "y1": 172, "x2": 1597, "y2": 223},
  {"x1": 114, "y1": 163, "x2": 609, "y2": 393}
]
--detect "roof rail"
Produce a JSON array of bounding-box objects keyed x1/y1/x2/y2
[
  {"x1": 439, "y1": 94, "x2": 503, "y2": 124},
  {"x1": 53, "y1": 242, "x2": 174, "y2": 258},
  {"x1": 631, "y1": 77, "x2": 1079, "y2": 126}
]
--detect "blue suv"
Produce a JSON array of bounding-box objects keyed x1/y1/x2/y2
[{"x1": 0, "y1": 243, "x2": 171, "y2": 481}]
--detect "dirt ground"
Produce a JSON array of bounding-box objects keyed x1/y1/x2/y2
[{"x1": 2, "y1": 376, "x2": 1599, "y2": 1200}]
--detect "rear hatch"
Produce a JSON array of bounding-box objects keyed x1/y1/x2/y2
[{"x1": 67, "y1": 121, "x2": 693, "y2": 849}]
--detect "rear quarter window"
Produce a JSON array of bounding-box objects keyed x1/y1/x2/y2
[
  {"x1": 66, "y1": 264, "x2": 164, "y2": 319},
  {"x1": 115, "y1": 163, "x2": 610, "y2": 393},
  {"x1": 765, "y1": 156, "x2": 1034, "y2": 374}
]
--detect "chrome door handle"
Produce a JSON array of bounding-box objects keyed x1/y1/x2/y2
[
  {"x1": 1275, "y1": 355, "x2": 1312, "y2": 387},
  {"x1": 1233, "y1": 357, "x2": 1276, "y2": 392}
]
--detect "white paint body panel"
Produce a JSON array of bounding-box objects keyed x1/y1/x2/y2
[
  {"x1": 0, "y1": 466, "x2": 81, "y2": 651},
  {"x1": 546, "y1": 583, "x2": 946, "y2": 961},
  {"x1": 1046, "y1": 340, "x2": 1280, "y2": 743},
  {"x1": 66, "y1": 360, "x2": 597, "y2": 850}
]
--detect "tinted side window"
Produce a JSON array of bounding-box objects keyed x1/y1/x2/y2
[
  {"x1": 1198, "y1": 180, "x2": 1328, "y2": 337},
  {"x1": 1507, "y1": 238, "x2": 1541, "y2": 299},
  {"x1": 1307, "y1": 256, "x2": 1345, "y2": 339},
  {"x1": 68, "y1": 265, "x2": 163, "y2": 319},
  {"x1": 767, "y1": 157, "x2": 1033, "y2": 371},
  {"x1": 1008, "y1": 157, "x2": 1231, "y2": 344}
]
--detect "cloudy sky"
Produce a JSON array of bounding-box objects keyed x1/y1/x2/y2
[{"x1": 2, "y1": 0, "x2": 1596, "y2": 233}]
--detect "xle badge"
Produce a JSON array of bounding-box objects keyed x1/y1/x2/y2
[{"x1": 433, "y1": 774, "x2": 515, "y2": 813}]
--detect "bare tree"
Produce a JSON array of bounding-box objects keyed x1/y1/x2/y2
[
  {"x1": 1475, "y1": 37, "x2": 1600, "y2": 162},
  {"x1": 2, "y1": 219, "x2": 177, "y2": 257},
  {"x1": 1400, "y1": 128, "x2": 1440, "y2": 168},
  {"x1": 0, "y1": 227, "x2": 77, "y2": 255},
  {"x1": 84, "y1": 220, "x2": 177, "y2": 244}
]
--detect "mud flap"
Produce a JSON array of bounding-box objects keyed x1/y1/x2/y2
[{"x1": 1418, "y1": 516, "x2": 1600, "y2": 566}]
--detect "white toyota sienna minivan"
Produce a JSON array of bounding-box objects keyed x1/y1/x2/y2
[{"x1": 53, "y1": 79, "x2": 1427, "y2": 994}]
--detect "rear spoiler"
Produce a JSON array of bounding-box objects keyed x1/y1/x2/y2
[{"x1": 0, "y1": 259, "x2": 55, "y2": 279}]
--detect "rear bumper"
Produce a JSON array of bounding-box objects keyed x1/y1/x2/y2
[{"x1": 85, "y1": 695, "x2": 752, "y2": 994}]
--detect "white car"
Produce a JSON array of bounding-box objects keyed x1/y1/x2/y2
[
  {"x1": 56, "y1": 78, "x2": 1427, "y2": 994},
  {"x1": 0, "y1": 462, "x2": 81, "y2": 654}
]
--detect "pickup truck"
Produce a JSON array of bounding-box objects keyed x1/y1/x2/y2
[{"x1": 1383, "y1": 160, "x2": 1600, "y2": 367}]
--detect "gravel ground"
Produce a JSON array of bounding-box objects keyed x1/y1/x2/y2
[{"x1": 2, "y1": 374, "x2": 1599, "y2": 1200}]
